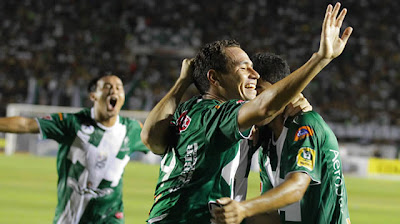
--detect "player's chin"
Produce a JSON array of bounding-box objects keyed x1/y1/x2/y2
[
  {"x1": 106, "y1": 108, "x2": 119, "y2": 116},
  {"x1": 244, "y1": 90, "x2": 257, "y2": 100}
]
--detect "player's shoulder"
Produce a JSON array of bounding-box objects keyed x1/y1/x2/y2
[
  {"x1": 119, "y1": 116, "x2": 143, "y2": 128},
  {"x1": 47, "y1": 108, "x2": 89, "y2": 122},
  {"x1": 293, "y1": 111, "x2": 325, "y2": 126}
]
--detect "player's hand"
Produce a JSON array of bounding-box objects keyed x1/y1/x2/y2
[
  {"x1": 211, "y1": 198, "x2": 246, "y2": 224},
  {"x1": 284, "y1": 93, "x2": 312, "y2": 118},
  {"x1": 317, "y1": 2, "x2": 353, "y2": 60},
  {"x1": 178, "y1": 58, "x2": 195, "y2": 85}
]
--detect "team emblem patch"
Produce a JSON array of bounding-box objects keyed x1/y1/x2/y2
[
  {"x1": 176, "y1": 111, "x2": 191, "y2": 133},
  {"x1": 115, "y1": 212, "x2": 124, "y2": 219},
  {"x1": 294, "y1": 126, "x2": 314, "y2": 141},
  {"x1": 296, "y1": 147, "x2": 316, "y2": 171}
]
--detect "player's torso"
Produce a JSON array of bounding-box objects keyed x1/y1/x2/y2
[
  {"x1": 260, "y1": 112, "x2": 350, "y2": 223},
  {"x1": 149, "y1": 98, "x2": 246, "y2": 223},
  {"x1": 52, "y1": 112, "x2": 136, "y2": 223}
]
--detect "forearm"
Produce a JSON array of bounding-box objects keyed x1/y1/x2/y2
[
  {"x1": 141, "y1": 77, "x2": 191, "y2": 154},
  {"x1": 241, "y1": 173, "x2": 310, "y2": 218},
  {"x1": 0, "y1": 116, "x2": 39, "y2": 133},
  {"x1": 239, "y1": 54, "x2": 329, "y2": 130},
  {"x1": 260, "y1": 53, "x2": 329, "y2": 117}
]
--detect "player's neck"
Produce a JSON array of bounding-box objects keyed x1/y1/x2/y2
[
  {"x1": 202, "y1": 93, "x2": 226, "y2": 103},
  {"x1": 268, "y1": 114, "x2": 284, "y2": 141},
  {"x1": 95, "y1": 112, "x2": 118, "y2": 127}
]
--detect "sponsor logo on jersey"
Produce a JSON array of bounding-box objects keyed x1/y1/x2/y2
[
  {"x1": 296, "y1": 147, "x2": 315, "y2": 171},
  {"x1": 236, "y1": 100, "x2": 245, "y2": 104},
  {"x1": 95, "y1": 150, "x2": 108, "y2": 168},
  {"x1": 294, "y1": 126, "x2": 314, "y2": 141},
  {"x1": 214, "y1": 105, "x2": 220, "y2": 109},
  {"x1": 81, "y1": 124, "x2": 95, "y2": 134},
  {"x1": 176, "y1": 110, "x2": 191, "y2": 133}
]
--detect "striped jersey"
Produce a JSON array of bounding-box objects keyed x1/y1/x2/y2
[
  {"x1": 36, "y1": 108, "x2": 148, "y2": 224},
  {"x1": 259, "y1": 111, "x2": 351, "y2": 224},
  {"x1": 148, "y1": 96, "x2": 251, "y2": 224}
]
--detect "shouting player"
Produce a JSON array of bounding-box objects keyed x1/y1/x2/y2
[{"x1": 0, "y1": 74, "x2": 148, "y2": 224}]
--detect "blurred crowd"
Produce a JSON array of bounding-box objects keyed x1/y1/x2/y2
[{"x1": 1, "y1": 0, "x2": 400, "y2": 128}]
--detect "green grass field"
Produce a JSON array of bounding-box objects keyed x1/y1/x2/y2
[{"x1": 1, "y1": 154, "x2": 400, "y2": 224}]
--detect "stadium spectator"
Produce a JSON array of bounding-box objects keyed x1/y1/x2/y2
[
  {"x1": 141, "y1": 3, "x2": 352, "y2": 223},
  {"x1": 0, "y1": 74, "x2": 149, "y2": 223},
  {"x1": 1, "y1": 0, "x2": 399, "y2": 129},
  {"x1": 212, "y1": 52, "x2": 350, "y2": 224}
]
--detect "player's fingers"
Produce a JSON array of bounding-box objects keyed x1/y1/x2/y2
[
  {"x1": 340, "y1": 27, "x2": 353, "y2": 43},
  {"x1": 285, "y1": 104, "x2": 301, "y2": 117},
  {"x1": 336, "y1": 8, "x2": 347, "y2": 28},
  {"x1": 217, "y1": 197, "x2": 232, "y2": 206},
  {"x1": 330, "y1": 2, "x2": 341, "y2": 26},
  {"x1": 322, "y1": 4, "x2": 332, "y2": 32}
]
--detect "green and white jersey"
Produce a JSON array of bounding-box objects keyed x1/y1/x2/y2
[
  {"x1": 259, "y1": 111, "x2": 351, "y2": 224},
  {"x1": 36, "y1": 108, "x2": 148, "y2": 224},
  {"x1": 148, "y1": 96, "x2": 251, "y2": 224}
]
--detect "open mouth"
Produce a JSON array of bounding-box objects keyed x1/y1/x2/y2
[
  {"x1": 245, "y1": 84, "x2": 256, "y2": 90},
  {"x1": 107, "y1": 96, "x2": 118, "y2": 111}
]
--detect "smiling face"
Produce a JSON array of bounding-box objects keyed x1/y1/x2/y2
[
  {"x1": 90, "y1": 75, "x2": 125, "y2": 125},
  {"x1": 218, "y1": 47, "x2": 260, "y2": 101}
]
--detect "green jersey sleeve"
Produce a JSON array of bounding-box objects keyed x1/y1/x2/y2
[
  {"x1": 283, "y1": 112, "x2": 324, "y2": 184},
  {"x1": 36, "y1": 113, "x2": 75, "y2": 143},
  {"x1": 124, "y1": 118, "x2": 149, "y2": 154}
]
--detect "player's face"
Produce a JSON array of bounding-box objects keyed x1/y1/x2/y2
[
  {"x1": 219, "y1": 47, "x2": 260, "y2": 101},
  {"x1": 92, "y1": 75, "x2": 125, "y2": 119}
]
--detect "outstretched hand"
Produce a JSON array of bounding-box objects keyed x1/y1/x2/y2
[{"x1": 317, "y1": 2, "x2": 353, "y2": 60}]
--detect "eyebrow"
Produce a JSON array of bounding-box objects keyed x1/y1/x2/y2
[
  {"x1": 103, "y1": 82, "x2": 123, "y2": 86},
  {"x1": 238, "y1": 61, "x2": 253, "y2": 67}
]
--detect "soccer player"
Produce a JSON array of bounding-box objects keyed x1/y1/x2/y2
[
  {"x1": 212, "y1": 52, "x2": 351, "y2": 224},
  {"x1": 0, "y1": 74, "x2": 149, "y2": 224},
  {"x1": 141, "y1": 3, "x2": 352, "y2": 223}
]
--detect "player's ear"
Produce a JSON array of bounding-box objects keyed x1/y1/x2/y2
[
  {"x1": 89, "y1": 92, "x2": 96, "y2": 102},
  {"x1": 207, "y1": 69, "x2": 220, "y2": 87}
]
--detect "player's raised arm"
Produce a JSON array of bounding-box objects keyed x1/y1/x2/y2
[
  {"x1": 141, "y1": 59, "x2": 194, "y2": 155},
  {"x1": 238, "y1": 2, "x2": 352, "y2": 131},
  {"x1": 0, "y1": 116, "x2": 39, "y2": 133}
]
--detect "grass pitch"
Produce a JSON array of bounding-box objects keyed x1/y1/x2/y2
[{"x1": 0, "y1": 153, "x2": 399, "y2": 223}]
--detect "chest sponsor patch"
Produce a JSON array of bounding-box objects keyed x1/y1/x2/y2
[
  {"x1": 296, "y1": 147, "x2": 316, "y2": 171},
  {"x1": 176, "y1": 110, "x2": 191, "y2": 133},
  {"x1": 294, "y1": 126, "x2": 314, "y2": 141}
]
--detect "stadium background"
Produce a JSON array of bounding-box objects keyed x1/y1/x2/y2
[{"x1": 0, "y1": 0, "x2": 400, "y2": 223}]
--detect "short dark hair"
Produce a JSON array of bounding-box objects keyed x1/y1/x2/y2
[
  {"x1": 87, "y1": 72, "x2": 120, "y2": 93},
  {"x1": 193, "y1": 39, "x2": 240, "y2": 94},
  {"x1": 251, "y1": 52, "x2": 290, "y2": 84}
]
